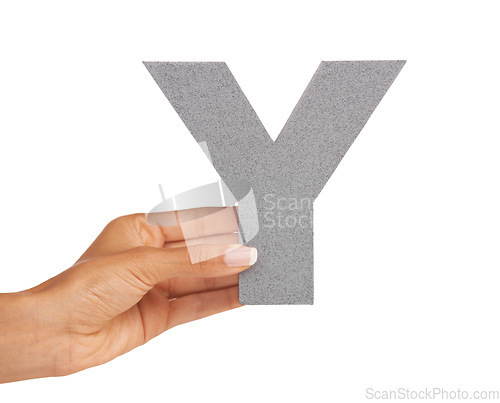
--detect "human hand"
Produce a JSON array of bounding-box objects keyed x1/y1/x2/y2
[{"x1": 0, "y1": 208, "x2": 256, "y2": 383}]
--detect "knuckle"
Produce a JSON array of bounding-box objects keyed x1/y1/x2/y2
[
  {"x1": 125, "y1": 246, "x2": 158, "y2": 287},
  {"x1": 107, "y1": 214, "x2": 144, "y2": 230}
]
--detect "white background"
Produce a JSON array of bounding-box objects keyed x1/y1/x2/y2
[{"x1": 1, "y1": 1, "x2": 499, "y2": 402}]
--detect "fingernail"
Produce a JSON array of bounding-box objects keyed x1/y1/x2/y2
[{"x1": 224, "y1": 246, "x2": 258, "y2": 267}]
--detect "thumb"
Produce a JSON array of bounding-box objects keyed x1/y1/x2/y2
[
  {"x1": 80, "y1": 243, "x2": 256, "y2": 295},
  {"x1": 119, "y1": 243, "x2": 257, "y2": 287}
]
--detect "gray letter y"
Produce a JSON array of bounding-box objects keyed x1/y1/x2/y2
[{"x1": 144, "y1": 61, "x2": 405, "y2": 304}]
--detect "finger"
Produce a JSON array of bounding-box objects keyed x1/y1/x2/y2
[
  {"x1": 135, "y1": 287, "x2": 171, "y2": 343},
  {"x1": 147, "y1": 207, "x2": 239, "y2": 243},
  {"x1": 166, "y1": 286, "x2": 242, "y2": 330},
  {"x1": 104, "y1": 287, "x2": 171, "y2": 353},
  {"x1": 77, "y1": 207, "x2": 239, "y2": 263},
  {"x1": 86, "y1": 243, "x2": 256, "y2": 294},
  {"x1": 164, "y1": 232, "x2": 239, "y2": 249},
  {"x1": 155, "y1": 273, "x2": 239, "y2": 299}
]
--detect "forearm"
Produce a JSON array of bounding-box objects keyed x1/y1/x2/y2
[{"x1": 0, "y1": 292, "x2": 68, "y2": 383}]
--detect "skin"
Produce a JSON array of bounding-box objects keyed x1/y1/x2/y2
[{"x1": 0, "y1": 207, "x2": 255, "y2": 383}]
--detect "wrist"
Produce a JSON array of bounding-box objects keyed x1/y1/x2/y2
[{"x1": 0, "y1": 292, "x2": 69, "y2": 383}]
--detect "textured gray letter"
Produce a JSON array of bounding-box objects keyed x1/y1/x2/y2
[{"x1": 145, "y1": 61, "x2": 405, "y2": 304}]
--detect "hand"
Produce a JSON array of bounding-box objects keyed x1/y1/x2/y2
[{"x1": 0, "y1": 207, "x2": 257, "y2": 383}]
